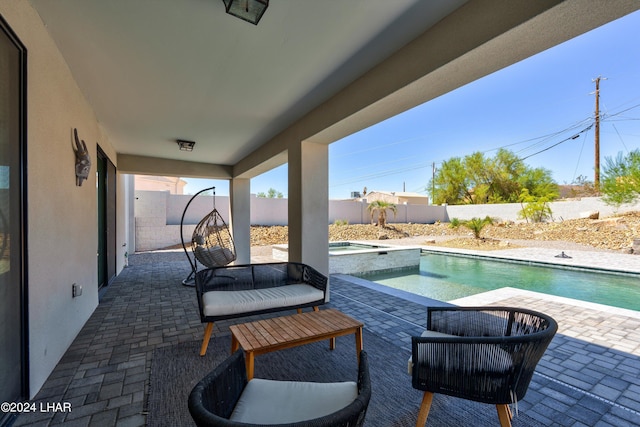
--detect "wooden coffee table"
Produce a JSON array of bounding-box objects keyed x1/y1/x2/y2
[{"x1": 229, "y1": 309, "x2": 364, "y2": 380}]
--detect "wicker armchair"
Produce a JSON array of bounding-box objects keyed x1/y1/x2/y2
[
  {"x1": 189, "y1": 349, "x2": 371, "y2": 426},
  {"x1": 410, "y1": 306, "x2": 557, "y2": 427}
]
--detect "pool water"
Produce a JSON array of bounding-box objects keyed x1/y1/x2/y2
[
  {"x1": 328, "y1": 242, "x2": 387, "y2": 253},
  {"x1": 359, "y1": 252, "x2": 640, "y2": 311}
]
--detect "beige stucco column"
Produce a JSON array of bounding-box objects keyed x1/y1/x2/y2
[
  {"x1": 288, "y1": 141, "x2": 329, "y2": 278},
  {"x1": 230, "y1": 178, "x2": 251, "y2": 264}
]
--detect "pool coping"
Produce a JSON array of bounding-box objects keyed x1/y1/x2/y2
[
  {"x1": 335, "y1": 272, "x2": 640, "y2": 318},
  {"x1": 332, "y1": 273, "x2": 453, "y2": 308},
  {"x1": 421, "y1": 245, "x2": 640, "y2": 277},
  {"x1": 450, "y1": 286, "x2": 640, "y2": 318}
]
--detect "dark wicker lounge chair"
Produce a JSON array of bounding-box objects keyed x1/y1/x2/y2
[
  {"x1": 409, "y1": 306, "x2": 557, "y2": 427},
  {"x1": 188, "y1": 349, "x2": 371, "y2": 426}
]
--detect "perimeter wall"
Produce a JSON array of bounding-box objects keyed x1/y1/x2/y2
[{"x1": 133, "y1": 190, "x2": 640, "y2": 251}]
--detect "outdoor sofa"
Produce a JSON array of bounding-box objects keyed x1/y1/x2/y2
[{"x1": 194, "y1": 262, "x2": 328, "y2": 355}]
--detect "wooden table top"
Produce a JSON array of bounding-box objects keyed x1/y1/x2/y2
[{"x1": 229, "y1": 309, "x2": 363, "y2": 352}]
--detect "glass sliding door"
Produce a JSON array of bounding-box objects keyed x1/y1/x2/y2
[
  {"x1": 96, "y1": 147, "x2": 116, "y2": 292},
  {"x1": 0, "y1": 14, "x2": 28, "y2": 422}
]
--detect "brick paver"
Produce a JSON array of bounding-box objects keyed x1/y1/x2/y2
[{"x1": 12, "y1": 248, "x2": 640, "y2": 426}]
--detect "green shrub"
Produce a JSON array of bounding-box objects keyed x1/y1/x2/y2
[
  {"x1": 461, "y1": 216, "x2": 493, "y2": 239},
  {"x1": 518, "y1": 189, "x2": 553, "y2": 223}
]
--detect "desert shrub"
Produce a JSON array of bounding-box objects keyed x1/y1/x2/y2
[
  {"x1": 518, "y1": 189, "x2": 553, "y2": 223},
  {"x1": 461, "y1": 216, "x2": 493, "y2": 239},
  {"x1": 601, "y1": 150, "x2": 640, "y2": 208}
]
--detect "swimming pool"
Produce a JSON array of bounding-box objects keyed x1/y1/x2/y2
[{"x1": 358, "y1": 252, "x2": 640, "y2": 311}]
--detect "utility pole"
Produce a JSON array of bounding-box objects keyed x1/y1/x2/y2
[{"x1": 593, "y1": 76, "x2": 606, "y2": 192}]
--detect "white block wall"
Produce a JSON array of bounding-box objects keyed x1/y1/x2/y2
[{"x1": 134, "y1": 191, "x2": 640, "y2": 252}]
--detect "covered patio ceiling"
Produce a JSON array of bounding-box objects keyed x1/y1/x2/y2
[{"x1": 28, "y1": 0, "x2": 639, "y2": 179}]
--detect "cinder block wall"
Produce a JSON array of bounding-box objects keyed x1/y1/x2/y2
[
  {"x1": 445, "y1": 197, "x2": 640, "y2": 222},
  {"x1": 134, "y1": 191, "x2": 640, "y2": 251}
]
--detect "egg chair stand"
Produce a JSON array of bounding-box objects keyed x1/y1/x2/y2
[{"x1": 180, "y1": 186, "x2": 237, "y2": 286}]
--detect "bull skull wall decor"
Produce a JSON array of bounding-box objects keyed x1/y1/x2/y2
[{"x1": 73, "y1": 128, "x2": 91, "y2": 186}]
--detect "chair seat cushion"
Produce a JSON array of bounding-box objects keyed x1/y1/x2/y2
[
  {"x1": 202, "y1": 284, "x2": 325, "y2": 317},
  {"x1": 230, "y1": 378, "x2": 358, "y2": 424},
  {"x1": 194, "y1": 245, "x2": 234, "y2": 267}
]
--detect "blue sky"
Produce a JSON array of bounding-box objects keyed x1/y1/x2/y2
[{"x1": 183, "y1": 10, "x2": 640, "y2": 199}]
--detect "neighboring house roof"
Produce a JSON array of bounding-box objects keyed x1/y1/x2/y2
[
  {"x1": 360, "y1": 190, "x2": 429, "y2": 205},
  {"x1": 557, "y1": 185, "x2": 598, "y2": 199},
  {"x1": 367, "y1": 191, "x2": 426, "y2": 198},
  {"x1": 135, "y1": 175, "x2": 187, "y2": 194}
]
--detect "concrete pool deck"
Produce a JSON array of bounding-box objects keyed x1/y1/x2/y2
[{"x1": 424, "y1": 244, "x2": 640, "y2": 276}]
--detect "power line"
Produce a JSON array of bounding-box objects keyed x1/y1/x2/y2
[
  {"x1": 481, "y1": 117, "x2": 593, "y2": 155},
  {"x1": 519, "y1": 125, "x2": 593, "y2": 161},
  {"x1": 333, "y1": 154, "x2": 423, "y2": 174},
  {"x1": 571, "y1": 130, "x2": 589, "y2": 183},
  {"x1": 513, "y1": 120, "x2": 592, "y2": 155},
  {"x1": 331, "y1": 95, "x2": 639, "y2": 194},
  {"x1": 602, "y1": 102, "x2": 640, "y2": 118},
  {"x1": 329, "y1": 162, "x2": 432, "y2": 188},
  {"x1": 611, "y1": 123, "x2": 629, "y2": 152},
  {"x1": 605, "y1": 117, "x2": 640, "y2": 122},
  {"x1": 331, "y1": 135, "x2": 428, "y2": 159},
  {"x1": 476, "y1": 102, "x2": 638, "y2": 165}
]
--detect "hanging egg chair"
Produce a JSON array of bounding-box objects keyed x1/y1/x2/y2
[{"x1": 180, "y1": 186, "x2": 236, "y2": 286}]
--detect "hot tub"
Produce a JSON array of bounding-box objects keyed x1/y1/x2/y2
[{"x1": 272, "y1": 241, "x2": 421, "y2": 275}]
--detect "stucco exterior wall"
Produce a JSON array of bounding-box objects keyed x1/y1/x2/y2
[{"x1": 1, "y1": 0, "x2": 120, "y2": 397}]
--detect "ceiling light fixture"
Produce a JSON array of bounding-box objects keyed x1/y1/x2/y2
[
  {"x1": 177, "y1": 140, "x2": 196, "y2": 152},
  {"x1": 222, "y1": 0, "x2": 268, "y2": 25}
]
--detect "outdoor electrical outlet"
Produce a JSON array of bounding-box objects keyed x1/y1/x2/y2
[{"x1": 72, "y1": 283, "x2": 82, "y2": 298}]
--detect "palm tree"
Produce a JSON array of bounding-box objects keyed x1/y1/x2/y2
[
  {"x1": 461, "y1": 216, "x2": 493, "y2": 239},
  {"x1": 367, "y1": 200, "x2": 397, "y2": 228}
]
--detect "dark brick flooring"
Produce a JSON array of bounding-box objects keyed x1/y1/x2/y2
[{"x1": 11, "y1": 250, "x2": 640, "y2": 426}]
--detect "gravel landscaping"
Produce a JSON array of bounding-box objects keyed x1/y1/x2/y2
[{"x1": 249, "y1": 211, "x2": 640, "y2": 253}]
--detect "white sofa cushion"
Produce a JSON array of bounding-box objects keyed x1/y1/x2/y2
[
  {"x1": 202, "y1": 284, "x2": 324, "y2": 317},
  {"x1": 230, "y1": 378, "x2": 358, "y2": 424}
]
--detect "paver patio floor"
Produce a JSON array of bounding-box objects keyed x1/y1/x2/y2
[{"x1": 12, "y1": 249, "x2": 640, "y2": 426}]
